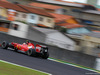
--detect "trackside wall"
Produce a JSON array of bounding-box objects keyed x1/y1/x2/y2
[{"x1": 0, "y1": 32, "x2": 96, "y2": 68}]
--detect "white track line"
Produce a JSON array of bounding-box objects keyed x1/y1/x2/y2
[
  {"x1": 0, "y1": 59, "x2": 52, "y2": 75},
  {"x1": 48, "y1": 58, "x2": 100, "y2": 74}
]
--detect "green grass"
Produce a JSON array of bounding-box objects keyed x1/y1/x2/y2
[{"x1": 0, "y1": 61, "x2": 48, "y2": 75}]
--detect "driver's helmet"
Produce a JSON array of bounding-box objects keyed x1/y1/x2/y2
[
  {"x1": 23, "y1": 43, "x2": 26, "y2": 45},
  {"x1": 26, "y1": 40, "x2": 30, "y2": 44}
]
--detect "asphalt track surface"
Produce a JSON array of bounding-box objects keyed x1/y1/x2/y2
[{"x1": 0, "y1": 48, "x2": 98, "y2": 75}]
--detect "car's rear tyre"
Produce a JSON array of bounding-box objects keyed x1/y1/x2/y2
[
  {"x1": 1, "y1": 41, "x2": 9, "y2": 49},
  {"x1": 42, "y1": 52, "x2": 49, "y2": 59},
  {"x1": 26, "y1": 49, "x2": 36, "y2": 56}
]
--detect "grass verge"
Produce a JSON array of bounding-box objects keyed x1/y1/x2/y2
[{"x1": 0, "y1": 60, "x2": 49, "y2": 75}]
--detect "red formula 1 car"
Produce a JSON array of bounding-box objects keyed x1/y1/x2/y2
[{"x1": 1, "y1": 41, "x2": 49, "y2": 59}]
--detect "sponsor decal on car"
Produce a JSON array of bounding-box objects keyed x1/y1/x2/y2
[
  {"x1": 17, "y1": 45, "x2": 21, "y2": 49},
  {"x1": 19, "y1": 46, "x2": 21, "y2": 49},
  {"x1": 28, "y1": 46, "x2": 32, "y2": 49},
  {"x1": 36, "y1": 47, "x2": 41, "y2": 50},
  {"x1": 17, "y1": 45, "x2": 18, "y2": 48}
]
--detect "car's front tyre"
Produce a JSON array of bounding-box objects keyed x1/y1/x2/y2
[{"x1": 1, "y1": 41, "x2": 9, "y2": 49}]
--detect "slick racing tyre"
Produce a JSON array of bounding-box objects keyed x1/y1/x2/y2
[
  {"x1": 1, "y1": 41, "x2": 9, "y2": 49},
  {"x1": 26, "y1": 49, "x2": 36, "y2": 56},
  {"x1": 42, "y1": 52, "x2": 49, "y2": 59}
]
